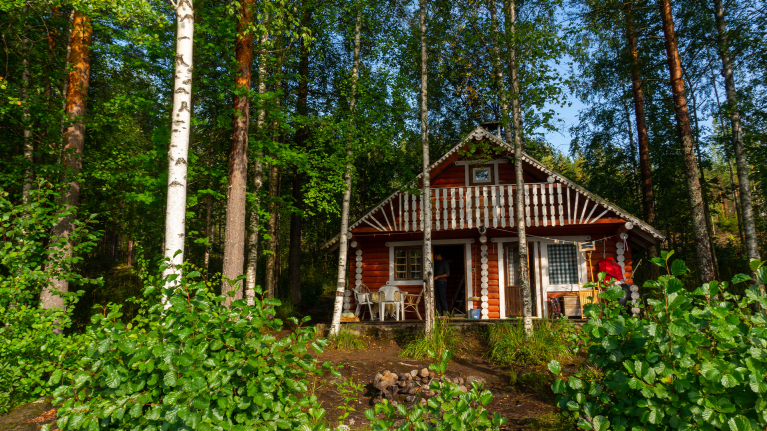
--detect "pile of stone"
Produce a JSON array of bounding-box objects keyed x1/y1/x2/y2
[{"x1": 373, "y1": 368, "x2": 483, "y2": 406}]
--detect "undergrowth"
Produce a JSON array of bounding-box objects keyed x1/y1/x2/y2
[
  {"x1": 329, "y1": 326, "x2": 368, "y2": 350},
  {"x1": 399, "y1": 317, "x2": 461, "y2": 360},
  {"x1": 523, "y1": 412, "x2": 578, "y2": 431},
  {"x1": 486, "y1": 318, "x2": 575, "y2": 367}
]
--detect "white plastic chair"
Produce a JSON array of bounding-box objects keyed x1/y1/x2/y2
[
  {"x1": 378, "y1": 286, "x2": 404, "y2": 321},
  {"x1": 353, "y1": 284, "x2": 376, "y2": 320}
]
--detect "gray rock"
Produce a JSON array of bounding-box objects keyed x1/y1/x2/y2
[
  {"x1": 411, "y1": 370, "x2": 419, "y2": 377},
  {"x1": 405, "y1": 395, "x2": 416, "y2": 403},
  {"x1": 383, "y1": 370, "x2": 391, "y2": 377},
  {"x1": 420, "y1": 368, "x2": 429, "y2": 378},
  {"x1": 391, "y1": 400, "x2": 399, "y2": 407},
  {"x1": 465, "y1": 376, "x2": 486, "y2": 387},
  {"x1": 456, "y1": 377, "x2": 465, "y2": 385},
  {"x1": 429, "y1": 371, "x2": 437, "y2": 379},
  {"x1": 421, "y1": 384, "x2": 430, "y2": 391},
  {"x1": 459, "y1": 385, "x2": 468, "y2": 392},
  {"x1": 398, "y1": 380, "x2": 407, "y2": 388},
  {"x1": 405, "y1": 373, "x2": 413, "y2": 380},
  {"x1": 375, "y1": 373, "x2": 398, "y2": 391},
  {"x1": 420, "y1": 398, "x2": 428, "y2": 406}
]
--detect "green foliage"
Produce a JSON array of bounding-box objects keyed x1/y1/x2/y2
[
  {"x1": 0, "y1": 185, "x2": 100, "y2": 414},
  {"x1": 548, "y1": 253, "x2": 767, "y2": 431},
  {"x1": 47, "y1": 265, "x2": 336, "y2": 431},
  {"x1": 328, "y1": 326, "x2": 368, "y2": 350},
  {"x1": 334, "y1": 376, "x2": 365, "y2": 426},
  {"x1": 365, "y1": 380, "x2": 508, "y2": 430},
  {"x1": 486, "y1": 318, "x2": 575, "y2": 367},
  {"x1": 523, "y1": 412, "x2": 578, "y2": 431},
  {"x1": 399, "y1": 317, "x2": 461, "y2": 360}
]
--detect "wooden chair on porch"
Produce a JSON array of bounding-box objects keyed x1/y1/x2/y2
[{"x1": 403, "y1": 288, "x2": 423, "y2": 320}]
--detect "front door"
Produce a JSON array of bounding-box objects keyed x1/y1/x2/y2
[{"x1": 505, "y1": 243, "x2": 537, "y2": 317}]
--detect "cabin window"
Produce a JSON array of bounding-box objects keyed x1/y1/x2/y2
[
  {"x1": 394, "y1": 247, "x2": 422, "y2": 280},
  {"x1": 547, "y1": 244, "x2": 579, "y2": 285},
  {"x1": 469, "y1": 165, "x2": 494, "y2": 185}
]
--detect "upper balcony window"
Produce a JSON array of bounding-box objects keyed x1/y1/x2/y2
[{"x1": 470, "y1": 166, "x2": 493, "y2": 185}]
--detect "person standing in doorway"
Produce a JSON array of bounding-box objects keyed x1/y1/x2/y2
[{"x1": 434, "y1": 252, "x2": 450, "y2": 317}]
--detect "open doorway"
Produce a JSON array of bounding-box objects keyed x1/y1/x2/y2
[
  {"x1": 434, "y1": 245, "x2": 466, "y2": 316},
  {"x1": 505, "y1": 242, "x2": 537, "y2": 317}
]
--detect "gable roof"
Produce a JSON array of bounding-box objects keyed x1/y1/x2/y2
[{"x1": 322, "y1": 126, "x2": 665, "y2": 250}]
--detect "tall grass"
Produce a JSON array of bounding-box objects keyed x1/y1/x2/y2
[
  {"x1": 399, "y1": 317, "x2": 461, "y2": 360},
  {"x1": 328, "y1": 326, "x2": 368, "y2": 350},
  {"x1": 486, "y1": 318, "x2": 575, "y2": 367}
]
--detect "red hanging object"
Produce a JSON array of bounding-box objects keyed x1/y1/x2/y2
[{"x1": 598, "y1": 257, "x2": 623, "y2": 281}]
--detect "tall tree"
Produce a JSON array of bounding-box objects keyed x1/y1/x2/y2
[
  {"x1": 21, "y1": 9, "x2": 33, "y2": 204},
  {"x1": 330, "y1": 6, "x2": 362, "y2": 337},
  {"x1": 502, "y1": 0, "x2": 532, "y2": 334},
  {"x1": 288, "y1": 8, "x2": 313, "y2": 307},
  {"x1": 712, "y1": 0, "x2": 761, "y2": 267},
  {"x1": 245, "y1": 13, "x2": 270, "y2": 306},
  {"x1": 221, "y1": 0, "x2": 254, "y2": 306},
  {"x1": 658, "y1": 0, "x2": 715, "y2": 282},
  {"x1": 420, "y1": 0, "x2": 435, "y2": 335},
  {"x1": 624, "y1": 1, "x2": 657, "y2": 265},
  {"x1": 162, "y1": 0, "x2": 195, "y2": 288},
  {"x1": 42, "y1": 11, "x2": 92, "y2": 311}
]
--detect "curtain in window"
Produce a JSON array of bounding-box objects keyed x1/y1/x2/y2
[{"x1": 548, "y1": 244, "x2": 579, "y2": 285}]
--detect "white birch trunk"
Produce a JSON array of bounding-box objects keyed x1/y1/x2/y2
[
  {"x1": 162, "y1": 0, "x2": 194, "y2": 294},
  {"x1": 330, "y1": 9, "x2": 362, "y2": 337},
  {"x1": 245, "y1": 18, "x2": 270, "y2": 306},
  {"x1": 420, "y1": 0, "x2": 435, "y2": 335}
]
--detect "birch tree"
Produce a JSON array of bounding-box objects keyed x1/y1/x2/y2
[
  {"x1": 711, "y1": 0, "x2": 761, "y2": 268},
  {"x1": 658, "y1": 0, "x2": 716, "y2": 283},
  {"x1": 502, "y1": 0, "x2": 532, "y2": 334},
  {"x1": 221, "y1": 0, "x2": 254, "y2": 307},
  {"x1": 330, "y1": 6, "x2": 363, "y2": 337},
  {"x1": 420, "y1": 0, "x2": 435, "y2": 335},
  {"x1": 43, "y1": 10, "x2": 92, "y2": 311},
  {"x1": 162, "y1": 0, "x2": 195, "y2": 288}
]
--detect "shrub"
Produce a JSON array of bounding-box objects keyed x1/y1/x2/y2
[
  {"x1": 399, "y1": 317, "x2": 460, "y2": 360},
  {"x1": 48, "y1": 264, "x2": 335, "y2": 431},
  {"x1": 487, "y1": 318, "x2": 574, "y2": 367},
  {"x1": 549, "y1": 251, "x2": 767, "y2": 431},
  {"x1": 0, "y1": 185, "x2": 100, "y2": 414}
]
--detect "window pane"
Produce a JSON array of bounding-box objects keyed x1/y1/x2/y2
[
  {"x1": 473, "y1": 168, "x2": 490, "y2": 182},
  {"x1": 395, "y1": 250, "x2": 408, "y2": 279},
  {"x1": 409, "y1": 249, "x2": 422, "y2": 279},
  {"x1": 547, "y1": 244, "x2": 579, "y2": 285},
  {"x1": 507, "y1": 247, "x2": 520, "y2": 286}
]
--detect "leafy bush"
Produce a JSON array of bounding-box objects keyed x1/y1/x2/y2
[
  {"x1": 549, "y1": 251, "x2": 767, "y2": 431},
  {"x1": 399, "y1": 317, "x2": 461, "y2": 360},
  {"x1": 487, "y1": 318, "x2": 575, "y2": 367},
  {"x1": 48, "y1": 265, "x2": 335, "y2": 431},
  {"x1": 0, "y1": 186, "x2": 100, "y2": 414},
  {"x1": 328, "y1": 326, "x2": 368, "y2": 350}
]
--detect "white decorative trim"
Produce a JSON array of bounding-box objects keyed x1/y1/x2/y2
[{"x1": 455, "y1": 159, "x2": 509, "y2": 166}]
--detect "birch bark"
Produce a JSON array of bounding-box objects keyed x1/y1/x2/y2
[
  {"x1": 162, "y1": 0, "x2": 195, "y2": 290},
  {"x1": 712, "y1": 0, "x2": 761, "y2": 268},
  {"x1": 658, "y1": 0, "x2": 715, "y2": 283},
  {"x1": 502, "y1": 0, "x2": 532, "y2": 334},
  {"x1": 245, "y1": 15, "x2": 270, "y2": 306},
  {"x1": 221, "y1": 0, "x2": 254, "y2": 306},
  {"x1": 420, "y1": 0, "x2": 435, "y2": 335},
  {"x1": 330, "y1": 8, "x2": 362, "y2": 337},
  {"x1": 43, "y1": 11, "x2": 92, "y2": 312},
  {"x1": 21, "y1": 12, "x2": 33, "y2": 203}
]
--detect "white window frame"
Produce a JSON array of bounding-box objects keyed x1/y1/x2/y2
[{"x1": 492, "y1": 235, "x2": 589, "y2": 318}]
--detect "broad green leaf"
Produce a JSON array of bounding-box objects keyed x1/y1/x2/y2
[{"x1": 548, "y1": 360, "x2": 561, "y2": 375}]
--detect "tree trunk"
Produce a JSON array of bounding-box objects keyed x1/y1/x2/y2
[
  {"x1": 712, "y1": 0, "x2": 761, "y2": 268},
  {"x1": 288, "y1": 16, "x2": 311, "y2": 307},
  {"x1": 330, "y1": 7, "x2": 362, "y2": 337},
  {"x1": 221, "y1": 0, "x2": 253, "y2": 306},
  {"x1": 21, "y1": 11, "x2": 33, "y2": 204},
  {"x1": 245, "y1": 14, "x2": 270, "y2": 306},
  {"x1": 502, "y1": 0, "x2": 532, "y2": 334},
  {"x1": 658, "y1": 0, "x2": 715, "y2": 283},
  {"x1": 264, "y1": 164, "x2": 280, "y2": 300},
  {"x1": 624, "y1": 3, "x2": 658, "y2": 276},
  {"x1": 204, "y1": 185, "x2": 212, "y2": 272},
  {"x1": 162, "y1": 0, "x2": 195, "y2": 293},
  {"x1": 420, "y1": 0, "x2": 435, "y2": 335},
  {"x1": 43, "y1": 11, "x2": 92, "y2": 312}
]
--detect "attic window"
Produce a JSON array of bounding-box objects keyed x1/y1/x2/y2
[{"x1": 471, "y1": 166, "x2": 493, "y2": 185}]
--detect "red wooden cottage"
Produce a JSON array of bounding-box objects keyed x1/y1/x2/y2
[{"x1": 322, "y1": 127, "x2": 665, "y2": 319}]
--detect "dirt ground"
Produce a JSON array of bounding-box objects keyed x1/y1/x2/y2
[{"x1": 309, "y1": 330, "x2": 562, "y2": 430}]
